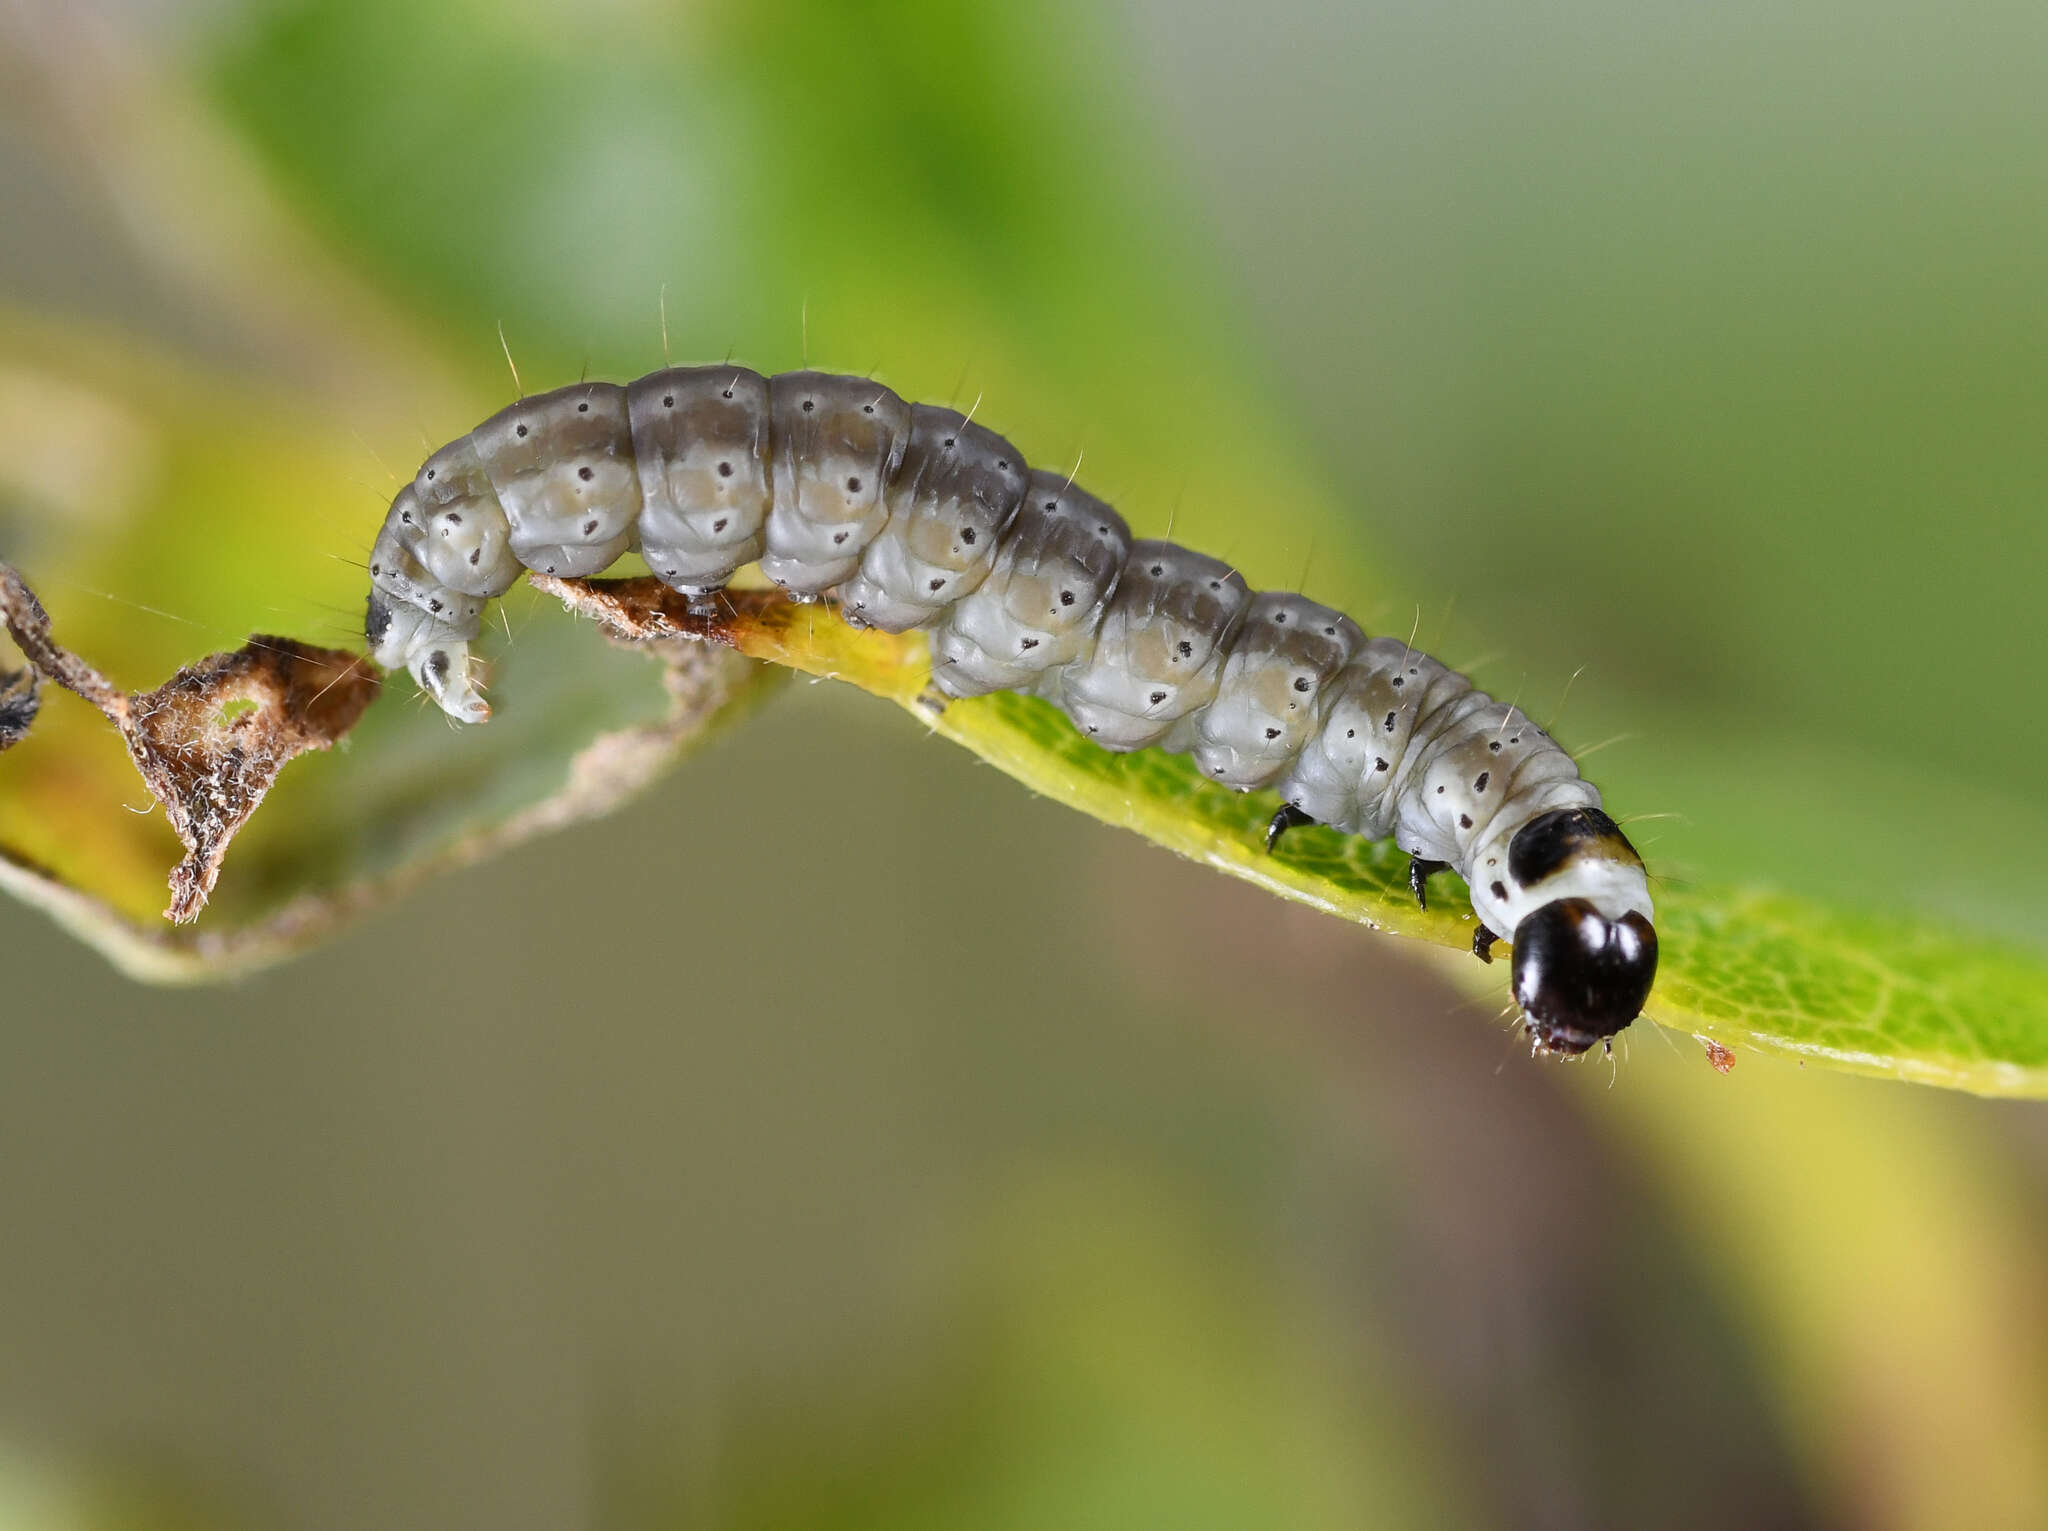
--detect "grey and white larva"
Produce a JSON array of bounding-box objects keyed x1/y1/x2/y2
[{"x1": 365, "y1": 367, "x2": 1658, "y2": 1054}]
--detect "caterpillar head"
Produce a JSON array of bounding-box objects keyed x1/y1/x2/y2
[
  {"x1": 1510, "y1": 898, "x2": 1658, "y2": 1055},
  {"x1": 1489, "y1": 805, "x2": 1658, "y2": 1054}
]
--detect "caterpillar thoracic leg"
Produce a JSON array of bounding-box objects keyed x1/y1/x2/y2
[
  {"x1": 363, "y1": 366, "x2": 1659, "y2": 1054},
  {"x1": 1264, "y1": 802, "x2": 1316, "y2": 854},
  {"x1": 1409, "y1": 856, "x2": 1450, "y2": 911}
]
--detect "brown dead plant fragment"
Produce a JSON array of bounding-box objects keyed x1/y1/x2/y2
[
  {"x1": 527, "y1": 572, "x2": 782, "y2": 652},
  {"x1": 0, "y1": 563, "x2": 378, "y2": 923},
  {"x1": 1700, "y1": 1035, "x2": 1737, "y2": 1074},
  {"x1": 529, "y1": 575, "x2": 915, "y2": 700},
  {"x1": 0, "y1": 665, "x2": 39, "y2": 751}
]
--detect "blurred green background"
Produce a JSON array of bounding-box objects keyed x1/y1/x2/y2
[{"x1": 2, "y1": 0, "x2": 2046, "y2": 1526}]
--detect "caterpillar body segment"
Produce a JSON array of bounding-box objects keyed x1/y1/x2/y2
[
  {"x1": 470, "y1": 382, "x2": 643, "y2": 578},
  {"x1": 761, "y1": 371, "x2": 911, "y2": 597},
  {"x1": 1057, "y1": 541, "x2": 1250, "y2": 753},
  {"x1": 627, "y1": 365, "x2": 774, "y2": 600},
  {"x1": 411, "y1": 438, "x2": 525, "y2": 596},
  {"x1": 929, "y1": 471, "x2": 1132, "y2": 699},
  {"x1": 363, "y1": 364, "x2": 1659, "y2": 1053},
  {"x1": 840, "y1": 405, "x2": 1029, "y2": 633},
  {"x1": 1190, "y1": 592, "x2": 1365, "y2": 791}
]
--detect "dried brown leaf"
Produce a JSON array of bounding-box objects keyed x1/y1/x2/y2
[
  {"x1": 0, "y1": 627, "x2": 765, "y2": 980},
  {"x1": 0, "y1": 563, "x2": 379, "y2": 921}
]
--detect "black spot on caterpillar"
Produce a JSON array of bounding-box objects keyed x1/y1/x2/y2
[{"x1": 365, "y1": 364, "x2": 1656, "y2": 1054}]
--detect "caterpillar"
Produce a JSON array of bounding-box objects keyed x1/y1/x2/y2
[{"x1": 363, "y1": 367, "x2": 1657, "y2": 1055}]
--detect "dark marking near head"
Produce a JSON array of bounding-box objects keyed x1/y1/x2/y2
[
  {"x1": 1178, "y1": 641, "x2": 1193, "y2": 658},
  {"x1": 712, "y1": 518, "x2": 728, "y2": 533},
  {"x1": 1264, "y1": 727, "x2": 1282, "y2": 739},
  {"x1": 833, "y1": 532, "x2": 848, "y2": 544},
  {"x1": 582, "y1": 520, "x2": 599, "y2": 535},
  {"x1": 1491, "y1": 880, "x2": 1508, "y2": 901},
  {"x1": 428, "y1": 650, "x2": 451, "y2": 679},
  {"x1": 1384, "y1": 712, "x2": 1396, "y2": 731},
  {"x1": 578, "y1": 467, "x2": 594, "y2": 481},
  {"x1": 364, "y1": 592, "x2": 393, "y2": 645},
  {"x1": 1020, "y1": 638, "x2": 1038, "y2": 649},
  {"x1": 1060, "y1": 590, "x2": 1075, "y2": 606},
  {"x1": 1149, "y1": 690, "x2": 1168, "y2": 705},
  {"x1": 929, "y1": 578, "x2": 946, "y2": 592},
  {"x1": 1475, "y1": 771, "x2": 1489, "y2": 792},
  {"x1": 468, "y1": 549, "x2": 480, "y2": 565},
  {"x1": 1508, "y1": 806, "x2": 1642, "y2": 886},
  {"x1": 962, "y1": 527, "x2": 977, "y2": 545},
  {"x1": 1374, "y1": 757, "x2": 1387, "y2": 771},
  {"x1": 718, "y1": 461, "x2": 733, "y2": 477},
  {"x1": 847, "y1": 476, "x2": 862, "y2": 493},
  {"x1": 1459, "y1": 813, "x2": 1472, "y2": 829}
]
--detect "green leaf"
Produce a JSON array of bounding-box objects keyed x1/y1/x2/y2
[
  {"x1": 7, "y1": 331, "x2": 2046, "y2": 1091},
  {"x1": 540, "y1": 577, "x2": 2048, "y2": 1098},
  {"x1": 4, "y1": 0, "x2": 2044, "y2": 1096}
]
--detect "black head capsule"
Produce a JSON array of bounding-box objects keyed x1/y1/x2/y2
[{"x1": 1509, "y1": 898, "x2": 1658, "y2": 1055}]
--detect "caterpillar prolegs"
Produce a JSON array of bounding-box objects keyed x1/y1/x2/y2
[{"x1": 364, "y1": 367, "x2": 1658, "y2": 1054}]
